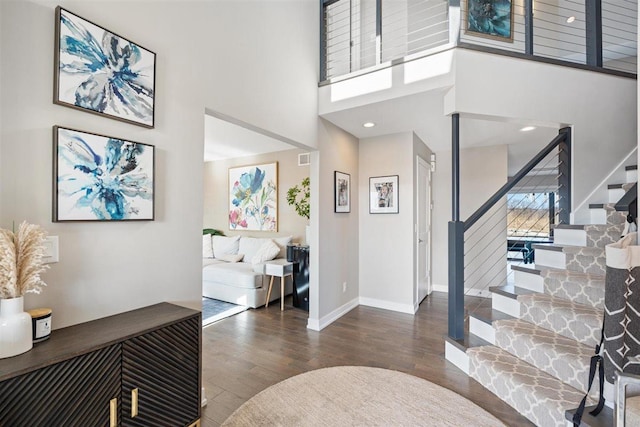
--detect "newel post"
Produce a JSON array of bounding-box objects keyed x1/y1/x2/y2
[{"x1": 448, "y1": 113, "x2": 465, "y2": 340}]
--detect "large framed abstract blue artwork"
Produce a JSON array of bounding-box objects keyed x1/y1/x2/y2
[
  {"x1": 53, "y1": 126, "x2": 155, "y2": 222},
  {"x1": 229, "y1": 162, "x2": 278, "y2": 231},
  {"x1": 466, "y1": 0, "x2": 514, "y2": 42},
  {"x1": 54, "y1": 7, "x2": 156, "y2": 128}
]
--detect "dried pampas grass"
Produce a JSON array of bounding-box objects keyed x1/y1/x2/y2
[{"x1": 0, "y1": 222, "x2": 49, "y2": 299}]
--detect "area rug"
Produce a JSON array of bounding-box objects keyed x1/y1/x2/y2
[
  {"x1": 202, "y1": 297, "x2": 248, "y2": 327},
  {"x1": 221, "y1": 366, "x2": 506, "y2": 426}
]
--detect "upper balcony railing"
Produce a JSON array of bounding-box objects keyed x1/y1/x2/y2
[{"x1": 320, "y1": 0, "x2": 637, "y2": 82}]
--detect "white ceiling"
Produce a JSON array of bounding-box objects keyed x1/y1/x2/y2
[
  {"x1": 204, "y1": 114, "x2": 294, "y2": 162},
  {"x1": 206, "y1": 89, "x2": 561, "y2": 177},
  {"x1": 320, "y1": 89, "x2": 560, "y2": 176}
]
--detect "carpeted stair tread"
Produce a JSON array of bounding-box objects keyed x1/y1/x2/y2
[
  {"x1": 603, "y1": 204, "x2": 627, "y2": 225},
  {"x1": 561, "y1": 245, "x2": 606, "y2": 275},
  {"x1": 554, "y1": 223, "x2": 625, "y2": 248},
  {"x1": 583, "y1": 224, "x2": 625, "y2": 248},
  {"x1": 518, "y1": 293, "x2": 603, "y2": 347},
  {"x1": 494, "y1": 318, "x2": 596, "y2": 396},
  {"x1": 539, "y1": 267, "x2": 605, "y2": 309},
  {"x1": 468, "y1": 345, "x2": 595, "y2": 427}
]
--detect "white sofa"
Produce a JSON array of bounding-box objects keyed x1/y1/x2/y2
[{"x1": 202, "y1": 234, "x2": 294, "y2": 308}]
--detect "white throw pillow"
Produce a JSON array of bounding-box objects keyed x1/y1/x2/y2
[
  {"x1": 238, "y1": 237, "x2": 270, "y2": 263},
  {"x1": 212, "y1": 235, "x2": 240, "y2": 258},
  {"x1": 251, "y1": 239, "x2": 281, "y2": 264},
  {"x1": 217, "y1": 253, "x2": 244, "y2": 263},
  {"x1": 202, "y1": 235, "x2": 214, "y2": 258},
  {"x1": 274, "y1": 236, "x2": 293, "y2": 259}
]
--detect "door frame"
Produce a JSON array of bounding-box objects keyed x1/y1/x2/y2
[{"x1": 415, "y1": 155, "x2": 432, "y2": 306}]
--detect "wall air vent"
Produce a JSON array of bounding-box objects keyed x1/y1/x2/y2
[{"x1": 298, "y1": 153, "x2": 311, "y2": 166}]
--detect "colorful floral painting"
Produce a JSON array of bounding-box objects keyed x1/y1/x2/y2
[
  {"x1": 54, "y1": 126, "x2": 154, "y2": 221},
  {"x1": 229, "y1": 163, "x2": 278, "y2": 231},
  {"x1": 54, "y1": 7, "x2": 156, "y2": 127}
]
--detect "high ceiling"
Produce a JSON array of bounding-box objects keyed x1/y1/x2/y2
[{"x1": 205, "y1": 90, "x2": 561, "y2": 177}]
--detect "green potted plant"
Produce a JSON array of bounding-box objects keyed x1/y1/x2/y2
[
  {"x1": 287, "y1": 177, "x2": 310, "y2": 243},
  {"x1": 286, "y1": 177, "x2": 310, "y2": 220}
]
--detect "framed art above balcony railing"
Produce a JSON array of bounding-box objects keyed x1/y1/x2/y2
[{"x1": 320, "y1": 0, "x2": 637, "y2": 82}]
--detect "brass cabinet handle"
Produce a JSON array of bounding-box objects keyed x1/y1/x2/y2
[
  {"x1": 109, "y1": 398, "x2": 117, "y2": 427},
  {"x1": 131, "y1": 388, "x2": 139, "y2": 418}
]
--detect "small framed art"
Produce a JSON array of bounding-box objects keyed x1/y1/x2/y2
[
  {"x1": 54, "y1": 7, "x2": 156, "y2": 127},
  {"x1": 334, "y1": 171, "x2": 350, "y2": 213},
  {"x1": 53, "y1": 126, "x2": 155, "y2": 221},
  {"x1": 370, "y1": 175, "x2": 399, "y2": 214}
]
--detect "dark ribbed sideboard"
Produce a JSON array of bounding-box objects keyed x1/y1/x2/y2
[{"x1": 0, "y1": 302, "x2": 201, "y2": 427}]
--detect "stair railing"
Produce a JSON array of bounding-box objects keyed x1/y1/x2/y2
[
  {"x1": 448, "y1": 115, "x2": 571, "y2": 339},
  {"x1": 615, "y1": 182, "x2": 637, "y2": 226}
]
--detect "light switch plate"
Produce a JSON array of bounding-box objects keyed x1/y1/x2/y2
[{"x1": 43, "y1": 236, "x2": 59, "y2": 263}]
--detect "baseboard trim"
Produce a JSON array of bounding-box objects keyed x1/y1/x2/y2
[
  {"x1": 432, "y1": 284, "x2": 492, "y2": 298},
  {"x1": 306, "y1": 297, "x2": 359, "y2": 331},
  {"x1": 359, "y1": 297, "x2": 415, "y2": 315},
  {"x1": 201, "y1": 386, "x2": 207, "y2": 407},
  {"x1": 433, "y1": 284, "x2": 448, "y2": 293}
]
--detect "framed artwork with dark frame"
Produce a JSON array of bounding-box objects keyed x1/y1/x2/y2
[
  {"x1": 465, "y1": 0, "x2": 514, "y2": 42},
  {"x1": 334, "y1": 171, "x2": 350, "y2": 213},
  {"x1": 54, "y1": 7, "x2": 156, "y2": 128},
  {"x1": 370, "y1": 175, "x2": 399, "y2": 214},
  {"x1": 229, "y1": 162, "x2": 279, "y2": 231},
  {"x1": 53, "y1": 126, "x2": 155, "y2": 222}
]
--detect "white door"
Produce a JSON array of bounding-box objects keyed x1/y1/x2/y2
[{"x1": 416, "y1": 156, "x2": 432, "y2": 303}]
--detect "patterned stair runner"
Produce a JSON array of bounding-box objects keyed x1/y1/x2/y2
[
  {"x1": 493, "y1": 318, "x2": 596, "y2": 397},
  {"x1": 468, "y1": 345, "x2": 596, "y2": 427},
  {"x1": 582, "y1": 224, "x2": 625, "y2": 248},
  {"x1": 563, "y1": 245, "x2": 606, "y2": 275},
  {"x1": 540, "y1": 268, "x2": 605, "y2": 310},
  {"x1": 518, "y1": 293, "x2": 603, "y2": 347},
  {"x1": 604, "y1": 204, "x2": 627, "y2": 226}
]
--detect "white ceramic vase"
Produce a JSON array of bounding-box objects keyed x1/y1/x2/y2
[{"x1": 0, "y1": 296, "x2": 33, "y2": 359}]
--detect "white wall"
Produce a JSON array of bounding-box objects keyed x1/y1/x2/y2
[
  {"x1": 358, "y1": 132, "x2": 415, "y2": 313},
  {"x1": 431, "y1": 145, "x2": 508, "y2": 291},
  {"x1": 453, "y1": 49, "x2": 637, "y2": 221},
  {"x1": 200, "y1": 1, "x2": 319, "y2": 149},
  {"x1": 0, "y1": 0, "x2": 320, "y2": 328},
  {"x1": 310, "y1": 119, "x2": 359, "y2": 329}
]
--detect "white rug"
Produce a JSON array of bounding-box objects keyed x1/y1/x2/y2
[{"x1": 222, "y1": 366, "x2": 506, "y2": 426}]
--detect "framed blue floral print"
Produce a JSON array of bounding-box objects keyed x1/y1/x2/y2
[
  {"x1": 53, "y1": 126, "x2": 155, "y2": 221},
  {"x1": 229, "y1": 162, "x2": 278, "y2": 231},
  {"x1": 54, "y1": 7, "x2": 156, "y2": 128}
]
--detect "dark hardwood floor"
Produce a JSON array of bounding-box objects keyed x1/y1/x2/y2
[{"x1": 200, "y1": 292, "x2": 534, "y2": 426}]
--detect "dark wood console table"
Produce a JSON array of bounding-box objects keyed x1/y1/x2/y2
[{"x1": 0, "y1": 302, "x2": 201, "y2": 427}]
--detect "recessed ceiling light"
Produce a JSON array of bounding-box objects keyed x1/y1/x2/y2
[
  {"x1": 566, "y1": 16, "x2": 575, "y2": 23},
  {"x1": 363, "y1": 122, "x2": 376, "y2": 128},
  {"x1": 520, "y1": 126, "x2": 536, "y2": 132}
]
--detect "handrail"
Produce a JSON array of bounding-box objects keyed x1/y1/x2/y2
[
  {"x1": 464, "y1": 128, "x2": 570, "y2": 231},
  {"x1": 615, "y1": 182, "x2": 637, "y2": 212}
]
